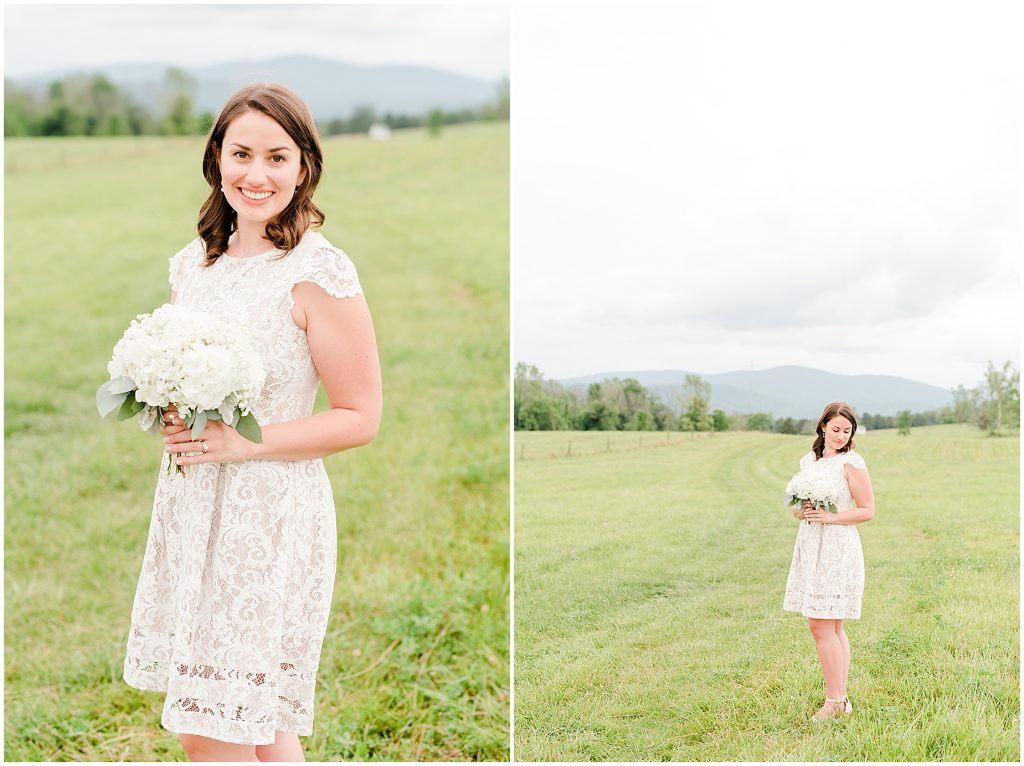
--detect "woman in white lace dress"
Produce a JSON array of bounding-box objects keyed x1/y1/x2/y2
[
  {"x1": 121, "y1": 84, "x2": 382, "y2": 761},
  {"x1": 783, "y1": 401, "x2": 874, "y2": 722}
]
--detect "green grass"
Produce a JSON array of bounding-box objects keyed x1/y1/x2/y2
[
  {"x1": 5, "y1": 123, "x2": 509, "y2": 761},
  {"x1": 514, "y1": 425, "x2": 1018, "y2": 761}
]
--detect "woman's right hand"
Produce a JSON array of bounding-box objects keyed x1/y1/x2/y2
[
  {"x1": 793, "y1": 500, "x2": 811, "y2": 520},
  {"x1": 160, "y1": 404, "x2": 189, "y2": 438}
]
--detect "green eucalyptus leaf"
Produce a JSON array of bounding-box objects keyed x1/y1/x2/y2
[
  {"x1": 205, "y1": 409, "x2": 222, "y2": 421},
  {"x1": 144, "y1": 411, "x2": 164, "y2": 436},
  {"x1": 191, "y1": 409, "x2": 208, "y2": 440},
  {"x1": 97, "y1": 380, "x2": 129, "y2": 418},
  {"x1": 116, "y1": 393, "x2": 145, "y2": 421},
  {"x1": 235, "y1": 411, "x2": 263, "y2": 443},
  {"x1": 108, "y1": 377, "x2": 136, "y2": 395}
]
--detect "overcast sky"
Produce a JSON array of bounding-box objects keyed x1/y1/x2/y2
[
  {"x1": 513, "y1": 1, "x2": 1021, "y2": 390},
  {"x1": 4, "y1": 4, "x2": 508, "y2": 81}
]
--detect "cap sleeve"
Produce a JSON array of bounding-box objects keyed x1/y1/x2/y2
[
  {"x1": 168, "y1": 237, "x2": 203, "y2": 293},
  {"x1": 798, "y1": 451, "x2": 814, "y2": 469},
  {"x1": 289, "y1": 242, "x2": 363, "y2": 306},
  {"x1": 845, "y1": 451, "x2": 867, "y2": 470}
]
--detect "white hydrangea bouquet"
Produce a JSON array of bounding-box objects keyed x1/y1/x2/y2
[
  {"x1": 96, "y1": 304, "x2": 266, "y2": 475},
  {"x1": 784, "y1": 469, "x2": 840, "y2": 517}
]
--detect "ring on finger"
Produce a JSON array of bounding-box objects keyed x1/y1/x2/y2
[{"x1": 201, "y1": 440, "x2": 208, "y2": 453}]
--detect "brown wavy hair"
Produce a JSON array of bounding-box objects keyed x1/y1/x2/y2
[
  {"x1": 811, "y1": 401, "x2": 858, "y2": 460},
  {"x1": 197, "y1": 83, "x2": 325, "y2": 266}
]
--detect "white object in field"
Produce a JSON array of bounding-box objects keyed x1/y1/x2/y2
[{"x1": 368, "y1": 123, "x2": 391, "y2": 140}]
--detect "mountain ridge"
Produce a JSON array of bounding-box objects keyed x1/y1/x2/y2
[
  {"x1": 11, "y1": 55, "x2": 501, "y2": 119},
  {"x1": 557, "y1": 365, "x2": 952, "y2": 419}
]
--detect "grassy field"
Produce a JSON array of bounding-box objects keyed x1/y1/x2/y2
[
  {"x1": 514, "y1": 425, "x2": 1019, "y2": 761},
  {"x1": 5, "y1": 122, "x2": 509, "y2": 761}
]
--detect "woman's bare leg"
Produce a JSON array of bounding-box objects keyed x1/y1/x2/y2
[
  {"x1": 255, "y1": 730, "x2": 305, "y2": 762},
  {"x1": 807, "y1": 617, "x2": 844, "y2": 699},
  {"x1": 834, "y1": 619, "x2": 851, "y2": 697},
  {"x1": 178, "y1": 733, "x2": 258, "y2": 762}
]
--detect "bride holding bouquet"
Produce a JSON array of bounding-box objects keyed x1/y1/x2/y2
[
  {"x1": 119, "y1": 84, "x2": 382, "y2": 761},
  {"x1": 783, "y1": 401, "x2": 875, "y2": 722}
]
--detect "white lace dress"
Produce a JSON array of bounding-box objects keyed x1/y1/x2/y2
[
  {"x1": 122, "y1": 229, "x2": 363, "y2": 745},
  {"x1": 783, "y1": 450, "x2": 866, "y2": 620}
]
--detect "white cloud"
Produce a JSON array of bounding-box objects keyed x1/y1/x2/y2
[
  {"x1": 513, "y1": 1, "x2": 1021, "y2": 389},
  {"x1": 4, "y1": 4, "x2": 509, "y2": 80}
]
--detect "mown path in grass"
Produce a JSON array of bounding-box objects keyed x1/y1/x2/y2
[
  {"x1": 6, "y1": 123, "x2": 509, "y2": 761},
  {"x1": 514, "y1": 425, "x2": 1018, "y2": 761}
]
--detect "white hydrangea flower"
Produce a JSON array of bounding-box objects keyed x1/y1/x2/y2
[
  {"x1": 104, "y1": 303, "x2": 266, "y2": 432},
  {"x1": 784, "y1": 468, "x2": 840, "y2": 513}
]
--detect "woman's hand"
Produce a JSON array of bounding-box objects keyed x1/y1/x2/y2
[
  {"x1": 792, "y1": 502, "x2": 807, "y2": 521},
  {"x1": 803, "y1": 500, "x2": 832, "y2": 524},
  {"x1": 161, "y1": 408, "x2": 257, "y2": 467},
  {"x1": 160, "y1": 405, "x2": 187, "y2": 438}
]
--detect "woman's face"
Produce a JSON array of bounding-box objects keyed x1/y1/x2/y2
[
  {"x1": 218, "y1": 110, "x2": 306, "y2": 233},
  {"x1": 822, "y1": 415, "x2": 853, "y2": 450}
]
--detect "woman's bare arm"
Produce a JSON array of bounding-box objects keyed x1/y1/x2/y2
[
  {"x1": 826, "y1": 464, "x2": 875, "y2": 525},
  {"x1": 245, "y1": 282, "x2": 382, "y2": 461}
]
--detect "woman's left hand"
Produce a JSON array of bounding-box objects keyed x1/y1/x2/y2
[{"x1": 164, "y1": 417, "x2": 257, "y2": 467}]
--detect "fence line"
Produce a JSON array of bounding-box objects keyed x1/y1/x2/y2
[{"x1": 516, "y1": 431, "x2": 719, "y2": 460}]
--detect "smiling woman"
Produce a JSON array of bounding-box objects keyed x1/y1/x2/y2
[
  {"x1": 198, "y1": 86, "x2": 324, "y2": 262},
  {"x1": 121, "y1": 84, "x2": 383, "y2": 763}
]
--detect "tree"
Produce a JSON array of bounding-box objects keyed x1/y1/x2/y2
[
  {"x1": 518, "y1": 397, "x2": 569, "y2": 430},
  {"x1": 711, "y1": 409, "x2": 730, "y2": 432},
  {"x1": 980, "y1": 361, "x2": 1020, "y2": 435},
  {"x1": 162, "y1": 67, "x2": 198, "y2": 135},
  {"x1": 679, "y1": 374, "x2": 712, "y2": 431},
  {"x1": 775, "y1": 417, "x2": 798, "y2": 435},
  {"x1": 621, "y1": 378, "x2": 644, "y2": 417},
  {"x1": 897, "y1": 410, "x2": 912, "y2": 436},
  {"x1": 650, "y1": 400, "x2": 674, "y2": 431},
  {"x1": 495, "y1": 75, "x2": 510, "y2": 120},
  {"x1": 86, "y1": 74, "x2": 120, "y2": 135},
  {"x1": 514, "y1": 362, "x2": 569, "y2": 430},
  {"x1": 579, "y1": 400, "x2": 618, "y2": 431},
  {"x1": 950, "y1": 385, "x2": 977, "y2": 424},
  {"x1": 427, "y1": 108, "x2": 444, "y2": 137},
  {"x1": 349, "y1": 105, "x2": 377, "y2": 134},
  {"x1": 747, "y1": 412, "x2": 772, "y2": 432},
  {"x1": 629, "y1": 410, "x2": 653, "y2": 431},
  {"x1": 4, "y1": 81, "x2": 37, "y2": 136}
]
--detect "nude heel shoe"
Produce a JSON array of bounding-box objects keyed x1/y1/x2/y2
[
  {"x1": 811, "y1": 696, "x2": 846, "y2": 722},
  {"x1": 840, "y1": 695, "x2": 852, "y2": 714}
]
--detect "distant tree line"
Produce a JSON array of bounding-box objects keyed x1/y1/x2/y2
[
  {"x1": 5, "y1": 71, "x2": 510, "y2": 138},
  {"x1": 321, "y1": 76, "x2": 510, "y2": 137},
  {"x1": 5, "y1": 69, "x2": 209, "y2": 137},
  {"x1": 514, "y1": 361, "x2": 1020, "y2": 436}
]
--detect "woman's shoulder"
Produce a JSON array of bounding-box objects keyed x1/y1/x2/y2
[
  {"x1": 168, "y1": 236, "x2": 205, "y2": 290},
  {"x1": 298, "y1": 229, "x2": 352, "y2": 261},
  {"x1": 173, "y1": 235, "x2": 204, "y2": 257},
  {"x1": 842, "y1": 450, "x2": 867, "y2": 470},
  {"x1": 798, "y1": 450, "x2": 815, "y2": 468},
  {"x1": 289, "y1": 229, "x2": 363, "y2": 298}
]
